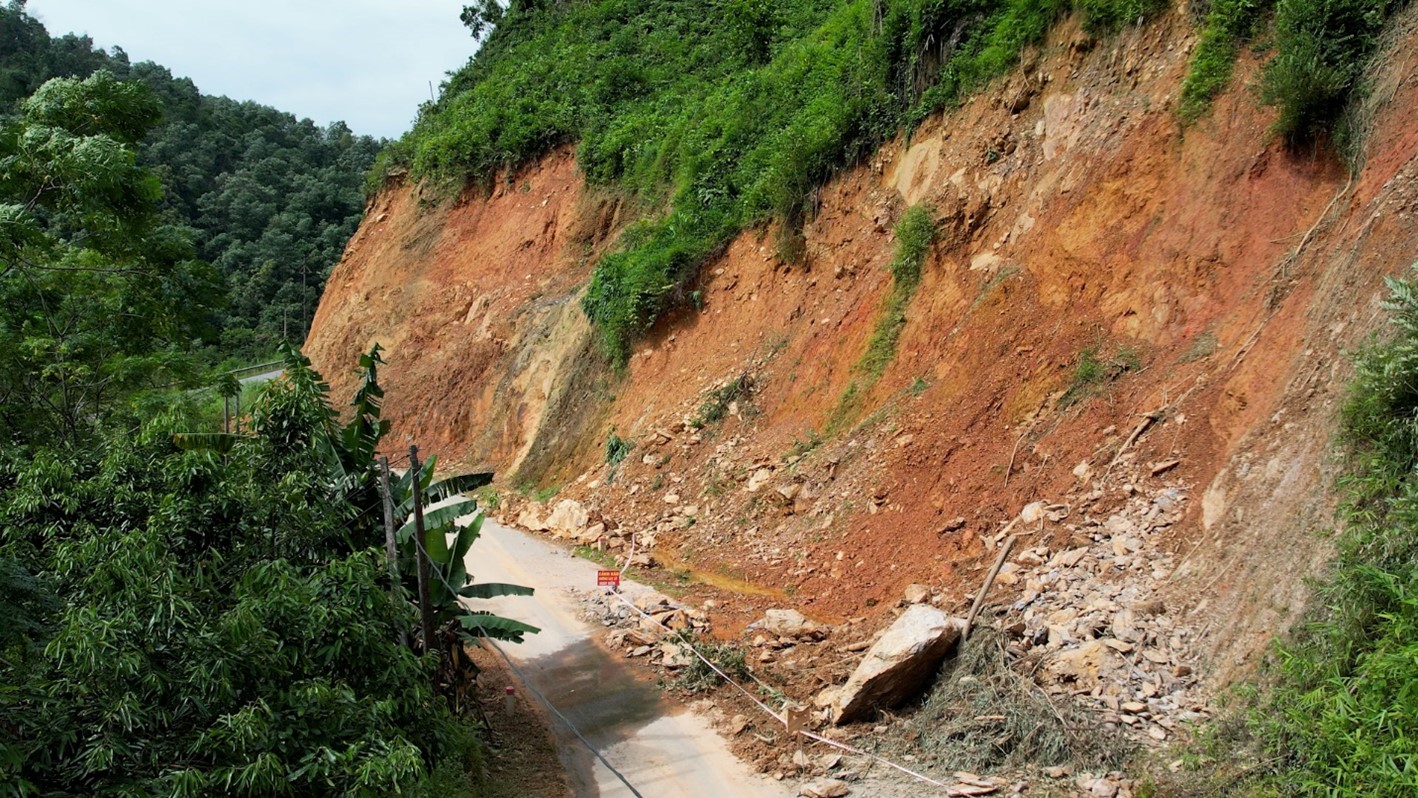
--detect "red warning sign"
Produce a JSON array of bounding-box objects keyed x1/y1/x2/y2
[{"x1": 597, "y1": 569, "x2": 622, "y2": 588}]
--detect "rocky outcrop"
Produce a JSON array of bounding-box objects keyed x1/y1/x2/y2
[{"x1": 821, "y1": 605, "x2": 965, "y2": 724}]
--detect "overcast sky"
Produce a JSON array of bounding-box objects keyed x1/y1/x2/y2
[{"x1": 25, "y1": 0, "x2": 479, "y2": 139}]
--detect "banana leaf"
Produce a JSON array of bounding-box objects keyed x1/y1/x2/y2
[
  {"x1": 458, "y1": 611, "x2": 540, "y2": 642},
  {"x1": 458, "y1": 582, "x2": 535, "y2": 599},
  {"x1": 452, "y1": 514, "x2": 484, "y2": 562},
  {"x1": 396, "y1": 499, "x2": 474, "y2": 545}
]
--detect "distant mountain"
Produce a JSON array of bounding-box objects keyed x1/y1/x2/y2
[{"x1": 1, "y1": 2, "x2": 382, "y2": 360}]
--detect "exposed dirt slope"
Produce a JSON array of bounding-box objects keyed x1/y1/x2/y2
[{"x1": 307, "y1": 9, "x2": 1418, "y2": 708}]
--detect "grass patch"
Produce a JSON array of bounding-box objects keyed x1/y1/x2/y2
[
  {"x1": 690, "y1": 375, "x2": 753, "y2": 429},
  {"x1": 1180, "y1": 0, "x2": 1276, "y2": 121},
  {"x1": 573, "y1": 545, "x2": 620, "y2": 569},
  {"x1": 1262, "y1": 0, "x2": 1406, "y2": 145},
  {"x1": 605, "y1": 428, "x2": 634, "y2": 464},
  {"x1": 671, "y1": 634, "x2": 753, "y2": 694},
  {"x1": 1076, "y1": 0, "x2": 1169, "y2": 32},
  {"x1": 1246, "y1": 263, "x2": 1418, "y2": 794},
  {"x1": 857, "y1": 204, "x2": 937, "y2": 382},
  {"x1": 1178, "y1": 330, "x2": 1219, "y2": 363},
  {"x1": 472, "y1": 485, "x2": 501, "y2": 513},
  {"x1": 520, "y1": 483, "x2": 560, "y2": 503},
  {"x1": 787, "y1": 427, "x2": 825, "y2": 459},
  {"x1": 900, "y1": 627, "x2": 1131, "y2": 772},
  {"x1": 1057, "y1": 344, "x2": 1141, "y2": 408},
  {"x1": 826, "y1": 205, "x2": 938, "y2": 433}
]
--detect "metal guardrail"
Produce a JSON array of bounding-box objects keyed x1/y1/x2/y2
[{"x1": 226, "y1": 359, "x2": 283, "y2": 377}]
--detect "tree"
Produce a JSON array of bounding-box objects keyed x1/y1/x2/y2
[
  {"x1": 0, "y1": 70, "x2": 219, "y2": 450},
  {"x1": 0, "y1": 4, "x2": 383, "y2": 361},
  {"x1": 460, "y1": 0, "x2": 505, "y2": 40},
  {"x1": 2, "y1": 347, "x2": 530, "y2": 795}
]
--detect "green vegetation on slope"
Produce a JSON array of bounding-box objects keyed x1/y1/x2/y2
[
  {"x1": 1179, "y1": 0, "x2": 1408, "y2": 144},
  {"x1": 1262, "y1": 0, "x2": 1408, "y2": 145},
  {"x1": 1, "y1": 2, "x2": 382, "y2": 360},
  {"x1": 381, "y1": 0, "x2": 1155, "y2": 362},
  {"x1": 830, "y1": 204, "x2": 938, "y2": 430},
  {"x1": 382, "y1": 0, "x2": 1414, "y2": 363},
  {"x1": 0, "y1": 67, "x2": 526, "y2": 795},
  {"x1": 1179, "y1": 0, "x2": 1275, "y2": 121},
  {"x1": 1251, "y1": 264, "x2": 1418, "y2": 795}
]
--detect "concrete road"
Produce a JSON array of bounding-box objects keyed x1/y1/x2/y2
[
  {"x1": 464, "y1": 518, "x2": 793, "y2": 798},
  {"x1": 238, "y1": 368, "x2": 283, "y2": 385}
]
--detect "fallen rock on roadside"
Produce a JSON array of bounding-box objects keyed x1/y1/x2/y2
[
  {"x1": 824, "y1": 604, "x2": 966, "y2": 724},
  {"x1": 798, "y1": 777, "x2": 850, "y2": 797},
  {"x1": 755, "y1": 608, "x2": 824, "y2": 640}
]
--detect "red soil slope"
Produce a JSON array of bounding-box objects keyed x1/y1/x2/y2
[{"x1": 307, "y1": 11, "x2": 1418, "y2": 689}]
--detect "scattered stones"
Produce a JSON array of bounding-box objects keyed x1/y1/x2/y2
[
  {"x1": 902, "y1": 583, "x2": 931, "y2": 604},
  {"x1": 545, "y1": 499, "x2": 591, "y2": 538},
  {"x1": 1019, "y1": 501, "x2": 1047, "y2": 525},
  {"x1": 799, "y1": 777, "x2": 850, "y2": 798},
  {"x1": 747, "y1": 468, "x2": 774, "y2": 492},
  {"x1": 1003, "y1": 470, "x2": 1207, "y2": 744}
]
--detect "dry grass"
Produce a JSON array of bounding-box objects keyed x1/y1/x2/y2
[{"x1": 893, "y1": 627, "x2": 1131, "y2": 773}]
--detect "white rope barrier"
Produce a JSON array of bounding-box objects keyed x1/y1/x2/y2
[{"x1": 607, "y1": 591, "x2": 955, "y2": 791}]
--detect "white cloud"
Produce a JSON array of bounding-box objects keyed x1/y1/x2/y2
[{"x1": 25, "y1": 0, "x2": 478, "y2": 138}]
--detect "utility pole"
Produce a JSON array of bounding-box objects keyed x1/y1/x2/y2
[
  {"x1": 409, "y1": 445, "x2": 437, "y2": 657},
  {"x1": 378, "y1": 455, "x2": 409, "y2": 648},
  {"x1": 378, "y1": 456, "x2": 400, "y2": 589}
]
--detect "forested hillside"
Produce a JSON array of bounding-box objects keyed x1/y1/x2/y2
[{"x1": 0, "y1": 1, "x2": 381, "y2": 359}]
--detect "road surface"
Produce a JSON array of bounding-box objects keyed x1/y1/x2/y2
[
  {"x1": 464, "y1": 518, "x2": 793, "y2": 798},
  {"x1": 238, "y1": 368, "x2": 283, "y2": 385}
]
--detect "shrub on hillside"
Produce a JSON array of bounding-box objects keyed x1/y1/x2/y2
[{"x1": 1254, "y1": 263, "x2": 1418, "y2": 795}]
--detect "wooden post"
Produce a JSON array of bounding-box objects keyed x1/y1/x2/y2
[
  {"x1": 378, "y1": 455, "x2": 409, "y2": 649},
  {"x1": 409, "y1": 445, "x2": 437, "y2": 656},
  {"x1": 223, "y1": 395, "x2": 230, "y2": 434},
  {"x1": 784, "y1": 702, "x2": 808, "y2": 772},
  {"x1": 234, "y1": 392, "x2": 241, "y2": 434},
  {"x1": 963, "y1": 533, "x2": 1018, "y2": 640},
  {"x1": 378, "y1": 456, "x2": 401, "y2": 585}
]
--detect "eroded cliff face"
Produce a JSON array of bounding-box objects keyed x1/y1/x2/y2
[{"x1": 307, "y1": 10, "x2": 1418, "y2": 690}]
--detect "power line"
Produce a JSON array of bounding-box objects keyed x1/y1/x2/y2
[{"x1": 608, "y1": 591, "x2": 955, "y2": 790}]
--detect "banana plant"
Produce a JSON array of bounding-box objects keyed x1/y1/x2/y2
[
  {"x1": 176, "y1": 344, "x2": 539, "y2": 644},
  {"x1": 391, "y1": 459, "x2": 539, "y2": 644}
]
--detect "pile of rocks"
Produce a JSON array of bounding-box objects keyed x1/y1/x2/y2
[
  {"x1": 995, "y1": 468, "x2": 1209, "y2": 743},
  {"x1": 576, "y1": 589, "x2": 713, "y2": 669},
  {"x1": 514, "y1": 498, "x2": 656, "y2": 568}
]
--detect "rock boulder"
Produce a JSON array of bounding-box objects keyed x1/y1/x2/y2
[
  {"x1": 759, "y1": 608, "x2": 821, "y2": 639},
  {"x1": 827, "y1": 605, "x2": 965, "y2": 724},
  {"x1": 545, "y1": 499, "x2": 590, "y2": 539}
]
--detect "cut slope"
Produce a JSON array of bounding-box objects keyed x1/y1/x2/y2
[{"x1": 308, "y1": 9, "x2": 1418, "y2": 701}]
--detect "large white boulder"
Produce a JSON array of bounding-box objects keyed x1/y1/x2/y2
[
  {"x1": 758, "y1": 608, "x2": 821, "y2": 639},
  {"x1": 545, "y1": 498, "x2": 590, "y2": 539},
  {"x1": 826, "y1": 605, "x2": 965, "y2": 724}
]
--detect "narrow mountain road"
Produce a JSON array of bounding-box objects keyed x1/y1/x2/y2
[
  {"x1": 238, "y1": 368, "x2": 283, "y2": 385},
  {"x1": 464, "y1": 518, "x2": 793, "y2": 798}
]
